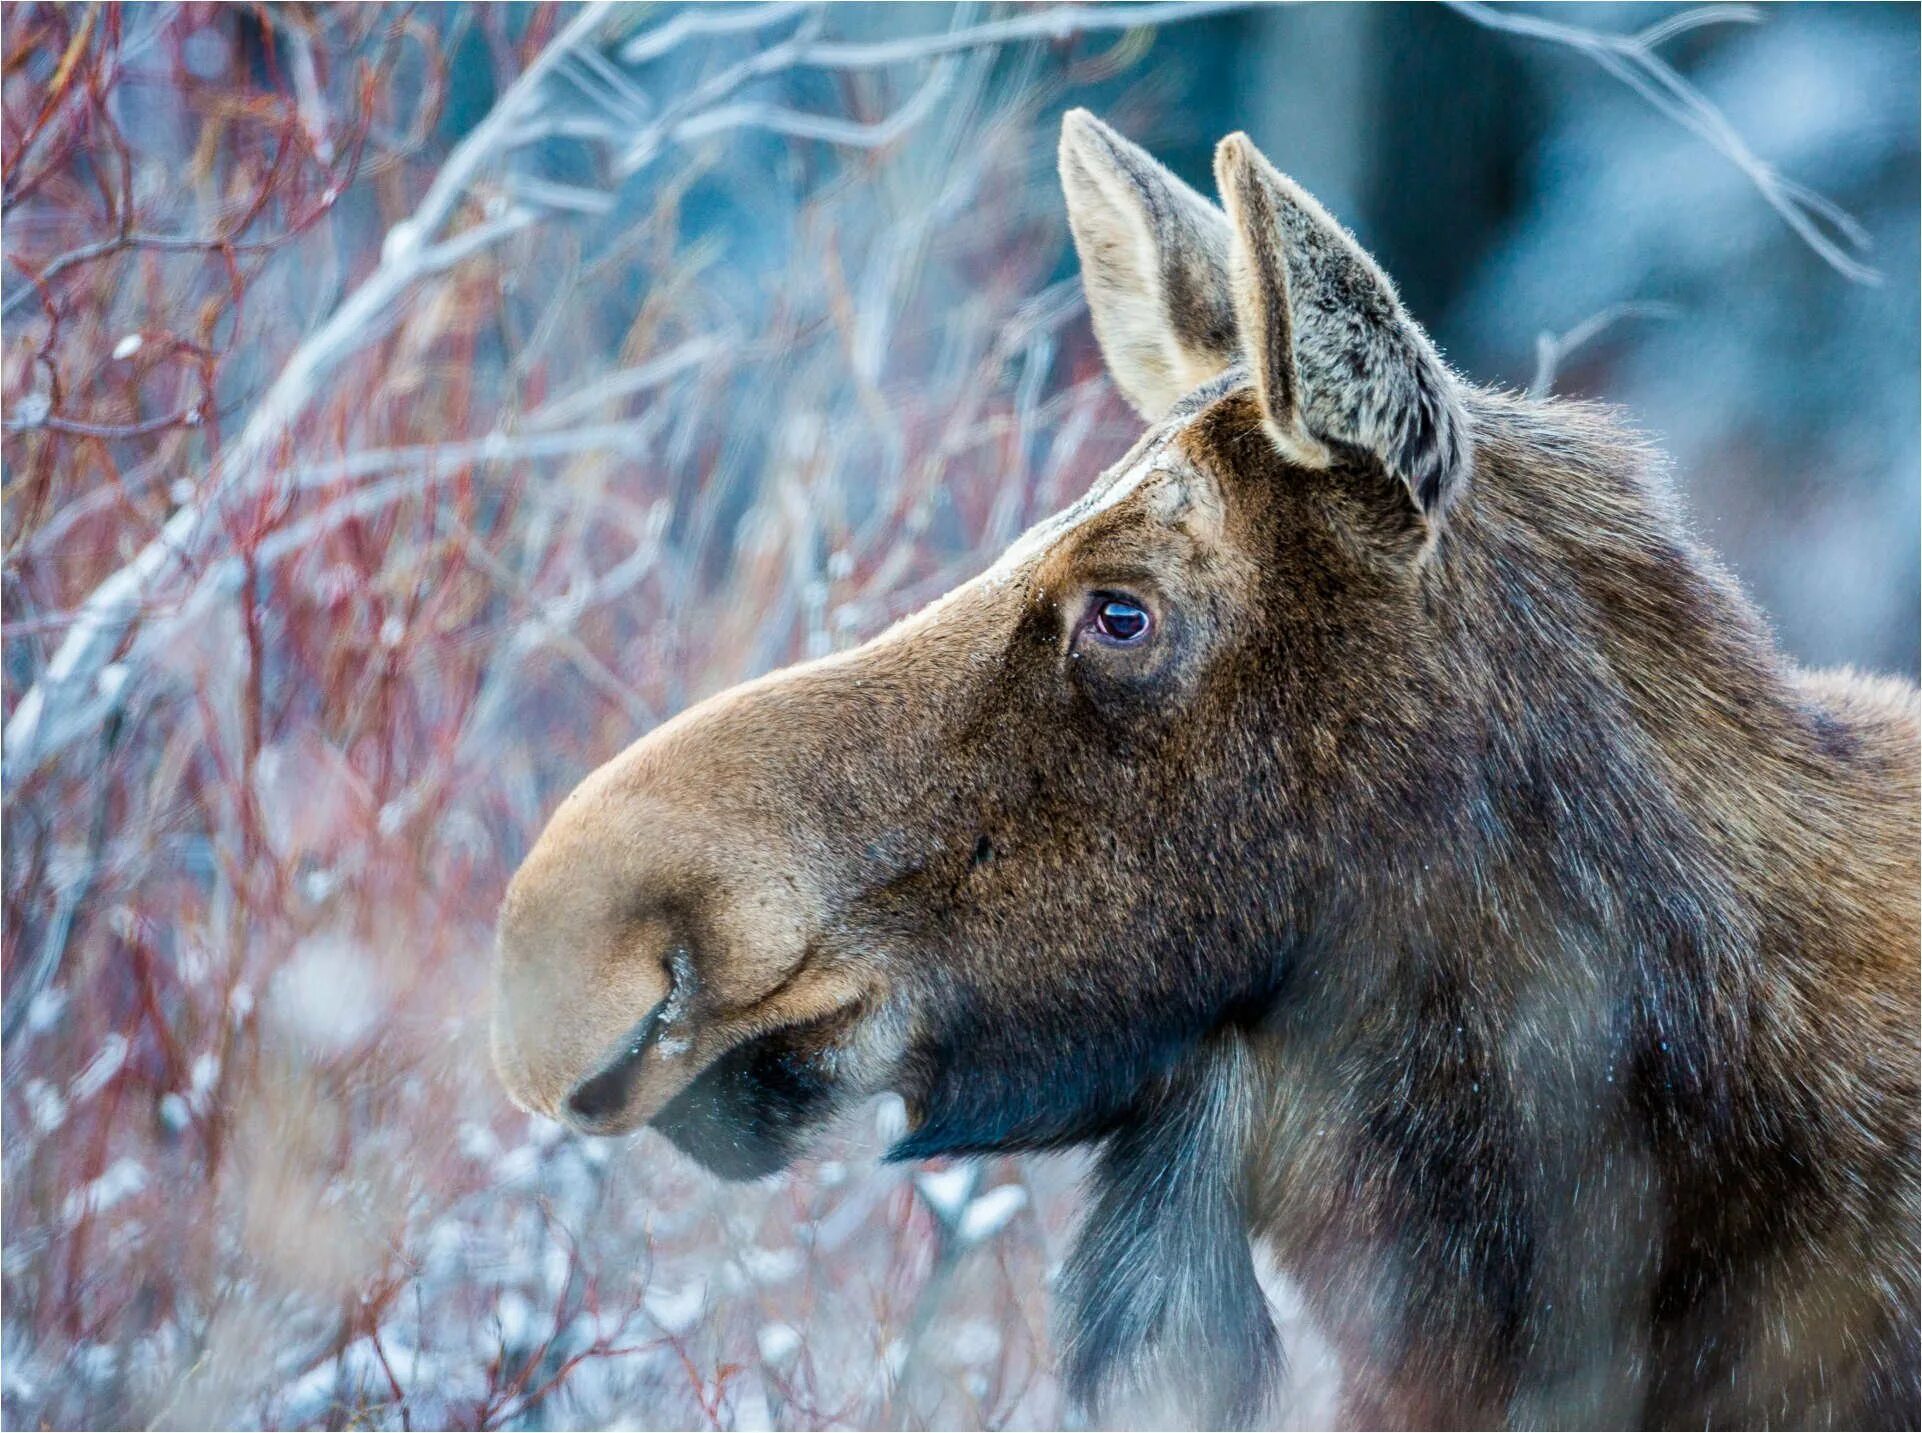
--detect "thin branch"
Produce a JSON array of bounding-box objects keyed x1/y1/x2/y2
[
  {"x1": 670, "y1": 55, "x2": 958, "y2": 151},
  {"x1": 1529, "y1": 301, "x2": 1679, "y2": 397},
  {"x1": 525, "y1": 336, "x2": 728, "y2": 431},
  {"x1": 3, "y1": 5, "x2": 618, "y2": 785},
  {"x1": 617, "y1": 1, "x2": 813, "y2": 65},
  {"x1": 1447, "y1": 0, "x2": 1877, "y2": 283},
  {"x1": 791, "y1": 0, "x2": 1258, "y2": 68}
]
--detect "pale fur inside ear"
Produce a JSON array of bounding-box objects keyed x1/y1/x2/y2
[{"x1": 1059, "y1": 109, "x2": 1237, "y2": 419}]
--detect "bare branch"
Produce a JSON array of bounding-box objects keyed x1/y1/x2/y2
[
  {"x1": 791, "y1": 0, "x2": 1259, "y2": 68},
  {"x1": 669, "y1": 55, "x2": 959, "y2": 151},
  {"x1": 1529, "y1": 301, "x2": 1679, "y2": 397},
  {"x1": 1447, "y1": 0, "x2": 1877, "y2": 283},
  {"x1": 4, "y1": 5, "x2": 618, "y2": 784},
  {"x1": 617, "y1": 1, "x2": 814, "y2": 67}
]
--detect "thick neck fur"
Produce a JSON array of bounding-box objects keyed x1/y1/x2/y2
[{"x1": 1063, "y1": 389, "x2": 1919, "y2": 1428}]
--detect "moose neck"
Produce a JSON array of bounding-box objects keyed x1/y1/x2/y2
[
  {"x1": 1053, "y1": 390, "x2": 1832, "y2": 1425},
  {"x1": 1273, "y1": 390, "x2": 1818, "y2": 1143}
]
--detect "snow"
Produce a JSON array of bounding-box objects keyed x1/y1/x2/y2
[
  {"x1": 24, "y1": 1080, "x2": 66, "y2": 1132},
  {"x1": 756, "y1": 1322, "x2": 802, "y2": 1365},
  {"x1": 642, "y1": 1279, "x2": 707, "y2": 1334},
  {"x1": 381, "y1": 220, "x2": 420, "y2": 267},
  {"x1": 62, "y1": 1158, "x2": 148, "y2": 1223},
  {"x1": 914, "y1": 1166, "x2": 976, "y2": 1223},
  {"x1": 25, "y1": 987, "x2": 66, "y2": 1032},
  {"x1": 300, "y1": 868, "x2": 341, "y2": 903},
  {"x1": 266, "y1": 931, "x2": 380, "y2": 1054},
  {"x1": 957, "y1": 1183, "x2": 1028, "y2": 1243},
  {"x1": 737, "y1": 1246, "x2": 801, "y2": 1286},
  {"x1": 458, "y1": 1121, "x2": 502, "y2": 1163},
  {"x1": 69, "y1": 1035, "x2": 128, "y2": 1101},
  {"x1": 188, "y1": 1052, "x2": 220, "y2": 1109},
  {"x1": 872, "y1": 1092, "x2": 909, "y2": 1142},
  {"x1": 492, "y1": 1145, "x2": 539, "y2": 1186},
  {"x1": 946, "y1": 1319, "x2": 1002, "y2": 1366},
  {"x1": 495, "y1": 1290, "x2": 535, "y2": 1348}
]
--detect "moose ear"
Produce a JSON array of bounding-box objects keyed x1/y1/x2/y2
[
  {"x1": 1059, "y1": 109, "x2": 1238, "y2": 419},
  {"x1": 1214, "y1": 133, "x2": 1473, "y2": 518}
]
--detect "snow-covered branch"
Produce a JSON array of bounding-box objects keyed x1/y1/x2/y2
[{"x1": 5, "y1": 0, "x2": 1262, "y2": 788}]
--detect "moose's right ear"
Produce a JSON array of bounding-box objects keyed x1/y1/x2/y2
[{"x1": 1059, "y1": 109, "x2": 1238, "y2": 419}]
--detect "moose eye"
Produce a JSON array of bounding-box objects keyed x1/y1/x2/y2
[{"x1": 1088, "y1": 596, "x2": 1152, "y2": 645}]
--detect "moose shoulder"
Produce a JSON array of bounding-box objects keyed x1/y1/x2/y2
[{"x1": 494, "y1": 112, "x2": 1920, "y2": 1429}]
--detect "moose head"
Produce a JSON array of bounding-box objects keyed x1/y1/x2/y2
[
  {"x1": 494, "y1": 111, "x2": 1471, "y2": 1176},
  {"x1": 493, "y1": 110, "x2": 1922, "y2": 1432}
]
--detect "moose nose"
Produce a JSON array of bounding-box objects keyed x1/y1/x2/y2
[{"x1": 491, "y1": 878, "x2": 677, "y2": 1126}]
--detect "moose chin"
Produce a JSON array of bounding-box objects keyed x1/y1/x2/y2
[{"x1": 493, "y1": 111, "x2": 1920, "y2": 1429}]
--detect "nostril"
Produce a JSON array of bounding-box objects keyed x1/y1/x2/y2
[
  {"x1": 567, "y1": 1060, "x2": 634, "y2": 1125},
  {"x1": 564, "y1": 1004, "x2": 664, "y2": 1129}
]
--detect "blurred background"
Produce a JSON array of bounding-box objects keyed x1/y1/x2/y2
[{"x1": 3, "y1": 3, "x2": 1915, "y2": 1427}]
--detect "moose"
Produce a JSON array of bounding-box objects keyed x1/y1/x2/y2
[{"x1": 493, "y1": 113, "x2": 1920, "y2": 1428}]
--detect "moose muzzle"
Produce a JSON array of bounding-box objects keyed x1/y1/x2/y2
[{"x1": 489, "y1": 661, "x2": 911, "y2": 1142}]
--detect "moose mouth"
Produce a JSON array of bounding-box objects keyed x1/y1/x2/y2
[
  {"x1": 648, "y1": 1023, "x2": 843, "y2": 1179},
  {"x1": 561, "y1": 973, "x2": 860, "y2": 1180}
]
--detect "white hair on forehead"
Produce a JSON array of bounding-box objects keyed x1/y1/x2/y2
[
  {"x1": 882, "y1": 380, "x2": 1232, "y2": 638},
  {"x1": 985, "y1": 366, "x2": 1243, "y2": 582},
  {"x1": 981, "y1": 419, "x2": 1184, "y2": 582}
]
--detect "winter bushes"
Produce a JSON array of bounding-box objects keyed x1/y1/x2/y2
[{"x1": 2, "y1": 6, "x2": 1171, "y2": 1424}]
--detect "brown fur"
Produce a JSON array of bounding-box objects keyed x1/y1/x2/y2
[{"x1": 494, "y1": 114, "x2": 1920, "y2": 1428}]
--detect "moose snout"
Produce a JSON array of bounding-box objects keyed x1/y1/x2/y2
[
  {"x1": 489, "y1": 937, "x2": 672, "y2": 1128},
  {"x1": 490, "y1": 738, "x2": 821, "y2": 1137},
  {"x1": 564, "y1": 1059, "x2": 635, "y2": 1129},
  {"x1": 491, "y1": 672, "x2": 869, "y2": 1139},
  {"x1": 489, "y1": 818, "x2": 683, "y2": 1127},
  {"x1": 490, "y1": 921, "x2": 690, "y2": 1133}
]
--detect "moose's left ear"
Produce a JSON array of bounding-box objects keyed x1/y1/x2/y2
[{"x1": 1214, "y1": 134, "x2": 1473, "y2": 519}]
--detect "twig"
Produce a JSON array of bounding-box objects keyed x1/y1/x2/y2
[
  {"x1": 1529, "y1": 301, "x2": 1679, "y2": 397},
  {"x1": 3, "y1": 4, "x2": 618, "y2": 785},
  {"x1": 791, "y1": 0, "x2": 1258, "y2": 68},
  {"x1": 1447, "y1": 0, "x2": 1877, "y2": 283},
  {"x1": 617, "y1": 1, "x2": 813, "y2": 67},
  {"x1": 669, "y1": 60, "x2": 957, "y2": 152}
]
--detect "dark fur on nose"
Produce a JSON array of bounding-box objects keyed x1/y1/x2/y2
[{"x1": 565, "y1": 1006, "x2": 661, "y2": 1129}]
